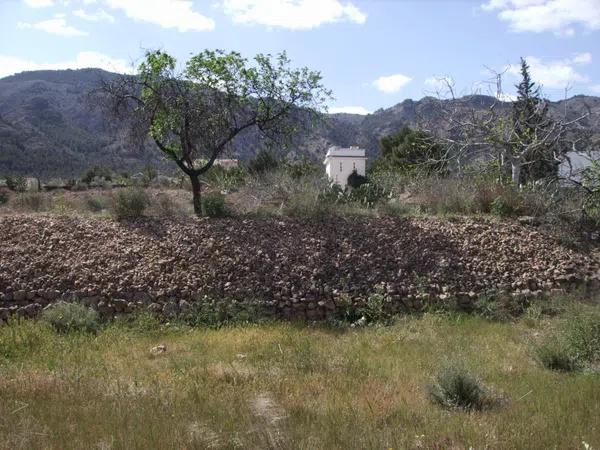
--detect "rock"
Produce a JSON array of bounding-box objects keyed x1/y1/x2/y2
[
  {"x1": 150, "y1": 344, "x2": 167, "y2": 356},
  {"x1": 148, "y1": 303, "x2": 163, "y2": 314}
]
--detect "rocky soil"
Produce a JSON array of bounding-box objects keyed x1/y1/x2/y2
[{"x1": 0, "y1": 215, "x2": 598, "y2": 320}]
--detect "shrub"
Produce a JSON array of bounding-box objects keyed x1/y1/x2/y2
[
  {"x1": 13, "y1": 192, "x2": 52, "y2": 212},
  {"x1": 85, "y1": 196, "x2": 105, "y2": 212},
  {"x1": 248, "y1": 149, "x2": 280, "y2": 175},
  {"x1": 536, "y1": 340, "x2": 579, "y2": 372},
  {"x1": 0, "y1": 189, "x2": 8, "y2": 206},
  {"x1": 535, "y1": 306, "x2": 600, "y2": 371},
  {"x1": 490, "y1": 189, "x2": 523, "y2": 217},
  {"x1": 111, "y1": 188, "x2": 148, "y2": 219},
  {"x1": 41, "y1": 302, "x2": 99, "y2": 334},
  {"x1": 202, "y1": 192, "x2": 227, "y2": 217},
  {"x1": 347, "y1": 170, "x2": 369, "y2": 189},
  {"x1": 428, "y1": 364, "x2": 496, "y2": 411}
]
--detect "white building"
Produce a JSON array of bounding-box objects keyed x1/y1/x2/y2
[{"x1": 323, "y1": 146, "x2": 367, "y2": 188}]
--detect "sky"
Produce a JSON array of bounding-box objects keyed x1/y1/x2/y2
[{"x1": 0, "y1": 0, "x2": 599, "y2": 114}]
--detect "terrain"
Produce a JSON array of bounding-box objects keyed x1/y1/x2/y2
[
  {"x1": 1, "y1": 308, "x2": 600, "y2": 449},
  {"x1": 1, "y1": 69, "x2": 599, "y2": 177}
]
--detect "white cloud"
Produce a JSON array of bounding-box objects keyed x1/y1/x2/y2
[
  {"x1": 17, "y1": 17, "x2": 88, "y2": 36},
  {"x1": 74, "y1": 8, "x2": 115, "y2": 23},
  {"x1": 0, "y1": 51, "x2": 134, "y2": 78},
  {"x1": 221, "y1": 0, "x2": 366, "y2": 30},
  {"x1": 591, "y1": 84, "x2": 600, "y2": 94},
  {"x1": 329, "y1": 106, "x2": 370, "y2": 115},
  {"x1": 424, "y1": 75, "x2": 454, "y2": 91},
  {"x1": 23, "y1": 0, "x2": 54, "y2": 7},
  {"x1": 373, "y1": 73, "x2": 412, "y2": 94},
  {"x1": 103, "y1": 0, "x2": 215, "y2": 31},
  {"x1": 482, "y1": 0, "x2": 600, "y2": 36},
  {"x1": 507, "y1": 54, "x2": 592, "y2": 89}
]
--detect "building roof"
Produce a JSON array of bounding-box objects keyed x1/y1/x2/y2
[{"x1": 324, "y1": 146, "x2": 367, "y2": 159}]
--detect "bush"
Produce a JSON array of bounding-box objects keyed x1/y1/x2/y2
[
  {"x1": 248, "y1": 149, "x2": 280, "y2": 175},
  {"x1": 85, "y1": 196, "x2": 105, "y2": 212},
  {"x1": 536, "y1": 340, "x2": 579, "y2": 372},
  {"x1": 428, "y1": 364, "x2": 496, "y2": 411},
  {"x1": 111, "y1": 188, "x2": 148, "y2": 219},
  {"x1": 536, "y1": 306, "x2": 600, "y2": 371},
  {"x1": 347, "y1": 170, "x2": 369, "y2": 189},
  {"x1": 490, "y1": 190, "x2": 523, "y2": 217},
  {"x1": 0, "y1": 189, "x2": 8, "y2": 206},
  {"x1": 41, "y1": 302, "x2": 99, "y2": 334},
  {"x1": 202, "y1": 192, "x2": 227, "y2": 217},
  {"x1": 13, "y1": 192, "x2": 52, "y2": 212}
]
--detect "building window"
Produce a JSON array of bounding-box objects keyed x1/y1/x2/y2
[{"x1": 339, "y1": 162, "x2": 343, "y2": 172}]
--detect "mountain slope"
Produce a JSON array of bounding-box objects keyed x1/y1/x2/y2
[{"x1": 1, "y1": 69, "x2": 598, "y2": 178}]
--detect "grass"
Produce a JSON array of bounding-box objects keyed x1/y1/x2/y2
[{"x1": 1, "y1": 307, "x2": 599, "y2": 449}]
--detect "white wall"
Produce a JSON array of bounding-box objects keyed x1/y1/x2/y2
[{"x1": 325, "y1": 157, "x2": 366, "y2": 188}]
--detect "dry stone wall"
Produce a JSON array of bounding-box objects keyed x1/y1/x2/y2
[{"x1": 0, "y1": 216, "x2": 598, "y2": 321}]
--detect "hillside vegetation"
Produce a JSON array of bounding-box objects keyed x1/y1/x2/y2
[{"x1": 1, "y1": 69, "x2": 599, "y2": 177}]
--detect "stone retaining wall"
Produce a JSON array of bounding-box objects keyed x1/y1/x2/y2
[{"x1": 1, "y1": 216, "x2": 598, "y2": 321}]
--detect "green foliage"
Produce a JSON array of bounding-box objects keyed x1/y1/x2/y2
[
  {"x1": 284, "y1": 156, "x2": 321, "y2": 179},
  {"x1": 141, "y1": 165, "x2": 157, "y2": 187},
  {"x1": 536, "y1": 306, "x2": 600, "y2": 371},
  {"x1": 512, "y1": 58, "x2": 557, "y2": 184},
  {"x1": 177, "y1": 297, "x2": 266, "y2": 328},
  {"x1": 428, "y1": 364, "x2": 496, "y2": 411},
  {"x1": 41, "y1": 302, "x2": 99, "y2": 334},
  {"x1": 85, "y1": 195, "x2": 105, "y2": 212},
  {"x1": 536, "y1": 340, "x2": 579, "y2": 372},
  {"x1": 582, "y1": 160, "x2": 600, "y2": 223},
  {"x1": 111, "y1": 188, "x2": 148, "y2": 220},
  {"x1": 202, "y1": 192, "x2": 227, "y2": 217},
  {"x1": 379, "y1": 127, "x2": 447, "y2": 176},
  {"x1": 490, "y1": 191, "x2": 523, "y2": 217},
  {"x1": 346, "y1": 170, "x2": 368, "y2": 189},
  {"x1": 82, "y1": 165, "x2": 113, "y2": 183},
  {"x1": 248, "y1": 149, "x2": 280, "y2": 174}
]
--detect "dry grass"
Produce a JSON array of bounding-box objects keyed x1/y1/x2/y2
[{"x1": 1, "y1": 307, "x2": 599, "y2": 449}]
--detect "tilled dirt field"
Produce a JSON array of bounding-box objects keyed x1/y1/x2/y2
[{"x1": 0, "y1": 215, "x2": 598, "y2": 320}]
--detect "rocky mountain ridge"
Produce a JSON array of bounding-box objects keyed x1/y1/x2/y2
[{"x1": 1, "y1": 68, "x2": 599, "y2": 178}]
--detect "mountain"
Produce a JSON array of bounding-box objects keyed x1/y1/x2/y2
[{"x1": 1, "y1": 69, "x2": 599, "y2": 178}]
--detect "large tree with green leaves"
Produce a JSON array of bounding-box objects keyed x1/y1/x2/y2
[{"x1": 102, "y1": 49, "x2": 331, "y2": 215}]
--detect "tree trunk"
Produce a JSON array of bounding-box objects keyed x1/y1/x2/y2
[
  {"x1": 190, "y1": 174, "x2": 202, "y2": 216},
  {"x1": 511, "y1": 159, "x2": 521, "y2": 187}
]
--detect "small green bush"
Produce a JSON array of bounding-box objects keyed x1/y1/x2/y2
[
  {"x1": 490, "y1": 190, "x2": 523, "y2": 217},
  {"x1": 429, "y1": 364, "x2": 496, "y2": 411},
  {"x1": 347, "y1": 170, "x2": 369, "y2": 189},
  {"x1": 85, "y1": 196, "x2": 105, "y2": 212},
  {"x1": 202, "y1": 193, "x2": 227, "y2": 217},
  {"x1": 41, "y1": 302, "x2": 99, "y2": 334},
  {"x1": 535, "y1": 306, "x2": 600, "y2": 371},
  {"x1": 111, "y1": 188, "x2": 148, "y2": 219},
  {"x1": 536, "y1": 340, "x2": 579, "y2": 372}
]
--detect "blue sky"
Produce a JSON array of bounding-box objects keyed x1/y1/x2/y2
[{"x1": 1, "y1": 0, "x2": 599, "y2": 113}]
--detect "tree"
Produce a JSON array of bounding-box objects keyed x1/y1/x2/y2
[
  {"x1": 429, "y1": 58, "x2": 588, "y2": 187},
  {"x1": 511, "y1": 58, "x2": 556, "y2": 184},
  {"x1": 101, "y1": 49, "x2": 331, "y2": 215},
  {"x1": 378, "y1": 126, "x2": 447, "y2": 176},
  {"x1": 247, "y1": 149, "x2": 280, "y2": 175}
]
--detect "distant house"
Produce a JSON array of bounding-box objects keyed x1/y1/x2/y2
[
  {"x1": 559, "y1": 151, "x2": 599, "y2": 183},
  {"x1": 323, "y1": 146, "x2": 367, "y2": 188},
  {"x1": 193, "y1": 159, "x2": 239, "y2": 170}
]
